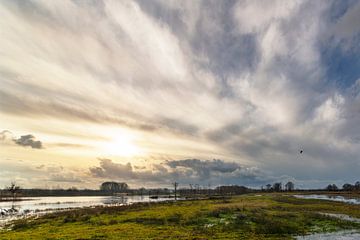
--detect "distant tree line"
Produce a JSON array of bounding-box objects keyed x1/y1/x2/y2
[
  {"x1": 342, "y1": 181, "x2": 360, "y2": 191},
  {"x1": 3, "y1": 180, "x2": 360, "y2": 200},
  {"x1": 215, "y1": 185, "x2": 249, "y2": 195},
  {"x1": 263, "y1": 181, "x2": 295, "y2": 192},
  {"x1": 100, "y1": 182, "x2": 129, "y2": 193},
  {"x1": 326, "y1": 181, "x2": 360, "y2": 191}
]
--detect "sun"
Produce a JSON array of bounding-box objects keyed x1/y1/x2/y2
[{"x1": 101, "y1": 131, "x2": 143, "y2": 157}]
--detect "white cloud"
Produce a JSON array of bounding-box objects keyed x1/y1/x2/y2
[
  {"x1": 234, "y1": 0, "x2": 300, "y2": 34},
  {"x1": 0, "y1": 0, "x2": 360, "y2": 188}
]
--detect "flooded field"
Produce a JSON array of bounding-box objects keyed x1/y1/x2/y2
[
  {"x1": 320, "y1": 213, "x2": 360, "y2": 223},
  {"x1": 296, "y1": 230, "x2": 360, "y2": 239},
  {"x1": 293, "y1": 195, "x2": 360, "y2": 239},
  {"x1": 293, "y1": 194, "x2": 360, "y2": 205},
  {"x1": 0, "y1": 195, "x2": 173, "y2": 226}
]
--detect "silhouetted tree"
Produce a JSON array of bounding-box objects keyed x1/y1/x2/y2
[
  {"x1": 100, "y1": 182, "x2": 128, "y2": 193},
  {"x1": 355, "y1": 181, "x2": 360, "y2": 191},
  {"x1": 342, "y1": 183, "x2": 354, "y2": 191},
  {"x1": 7, "y1": 182, "x2": 21, "y2": 201},
  {"x1": 139, "y1": 187, "x2": 146, "y2": 196},
  {"x1": 266, "y1": 184, "x2": 272, "y2": 191},
  {"x1": 273, "y1": 182, "x2": 282, "y2": 192},
  {"x1": 285, "y1": 181, "x2": 294, "y2": 191},
  {"x1": 326, "y1": 184, "x2": 338, "y2": 191},
  {"x1": 215, "y1": 185, "x2": 248, "y2": 195}
]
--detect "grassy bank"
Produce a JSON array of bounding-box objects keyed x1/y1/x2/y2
[{"x1": 1, "y1": 193, "x2": 360, "y2": 239}]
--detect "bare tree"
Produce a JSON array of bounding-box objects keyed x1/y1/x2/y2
[
  {"x1": 7, "y1": 182, "x2": 21, "y2": 201},
  {"x1": 174, "y1": 182, "x2": 179, "y2": 201},
  {"x1": 173, "y1": 182, "x2": 178, "y2": 201},
  {"x1": 195, "y1": 184, "x2": 199, "y2": 195},
  {"x1": 189, "y1": 184, "x2": 193, "y2": 197}
]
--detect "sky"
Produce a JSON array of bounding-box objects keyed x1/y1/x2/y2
[{"x1": 1, "y1": 0, "x2": 360, "y2": 190}]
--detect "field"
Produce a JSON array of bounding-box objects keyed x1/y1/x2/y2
[{"x1": 1, "y1": 193, "x2": 360, "y2": 239}]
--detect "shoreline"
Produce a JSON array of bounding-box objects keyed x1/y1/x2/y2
[{"x1": 0, "y1": 198, "x2": 36, "y2": 203}]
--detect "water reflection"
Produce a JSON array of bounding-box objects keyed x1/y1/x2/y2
[
  {"x1": 293, "y1": 195, "x2": 360, "y2": 205},
  {"x1": 0, "y1": 195, "x2": 173, "y2": 226},
  {"x1": 296, "y1": 230, "x2": 360, "y2": 239}
]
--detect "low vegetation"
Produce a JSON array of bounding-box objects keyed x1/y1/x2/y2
[{"x1": 1, "y1": 194, "x2": 360, "y2": 239}]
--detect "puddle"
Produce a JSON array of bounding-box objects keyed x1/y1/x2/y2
[
  {"x1": 296, "y1": 230, "x2": 360, "y2": 239},
  {"x1": 320, "y1": 213, "x2": 360, "y2": 223},
  {"x1": 294, "y1": 195, "x2": 360, "y2": 205},
  {"x1": 296, "y1": 213, "x2": 360, "y2": 239}
]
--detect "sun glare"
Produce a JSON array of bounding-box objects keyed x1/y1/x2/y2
[{"x1": 101, "y1": 131, "x2": 143, "y2": 157}]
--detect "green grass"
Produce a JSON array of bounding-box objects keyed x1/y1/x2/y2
[{"x1": 1, "y1": 194, "x2": 360, "y2": 239}]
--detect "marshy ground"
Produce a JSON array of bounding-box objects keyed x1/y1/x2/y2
[{"x1": 1, "y1": 193, "x2": 359, "y2": 239}]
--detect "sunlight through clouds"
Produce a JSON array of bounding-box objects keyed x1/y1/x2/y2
[{"x1": 0, "y1": 0, "x2": 360, "y2": 188}]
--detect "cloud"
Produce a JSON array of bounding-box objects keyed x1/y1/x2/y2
[
  {"x1": 89, "y1": 158, "x2": 272, "y2": 186},
  {"x1": 51, "y1": 143, "x2": 89, "y2": 148},
  {"x1": 48, "y1": 173, "x2": 83, "y2": 183},
  {"x1": 36, "y1": 164, "x2": 45, "y2": 169},
  {"x1": 0, "y1": 159, "x2": 90, "y2": 188},
  {"x1": 332, "y1": 1, "x2": 360, "y2": 39},
  {"x1": 166, "y1": 159, "x2": 239, "y2": 178},
  {"x1": 1, "y1": 129, "x2": 90, "y2": 150},
  {"x1": 0, "y1": 130, "x2": 12, "y2": 141},
  {"x1": 1, "y1": 1, "x2": 360, "y2": 187},
  {"x1": 13, "y1": 134, "x2": 43, "y2": 149},
  {"x1": 1, "y1": 130, "x2": 44, "y2": 149},
  {"x1": 90, "y1": 158, "x2": 133, "y2": 179}
]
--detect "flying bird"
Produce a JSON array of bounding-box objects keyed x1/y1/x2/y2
[{"x1": 299, "y1": 150, "x2": 303, "y2": 154}]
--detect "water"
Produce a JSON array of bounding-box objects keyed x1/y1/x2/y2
[
  {"x1": 296, "y1": 230, "x2": 360, "y2": 239},
  {"x1": 0, "y1": 195, "x2": 173, "y2": 226},
  {"x1": 298, "y1": 213, "x2": 360, "y2": 239},
  {"x1": 319, "y1": 213, "x2": 360, "y2": 223},
  {"x1": 293, "y1": 196, "x2": 360, "y2": 239},
  {"x1": 293, "y1": 194, "x2": 360, "y2": 205}
]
